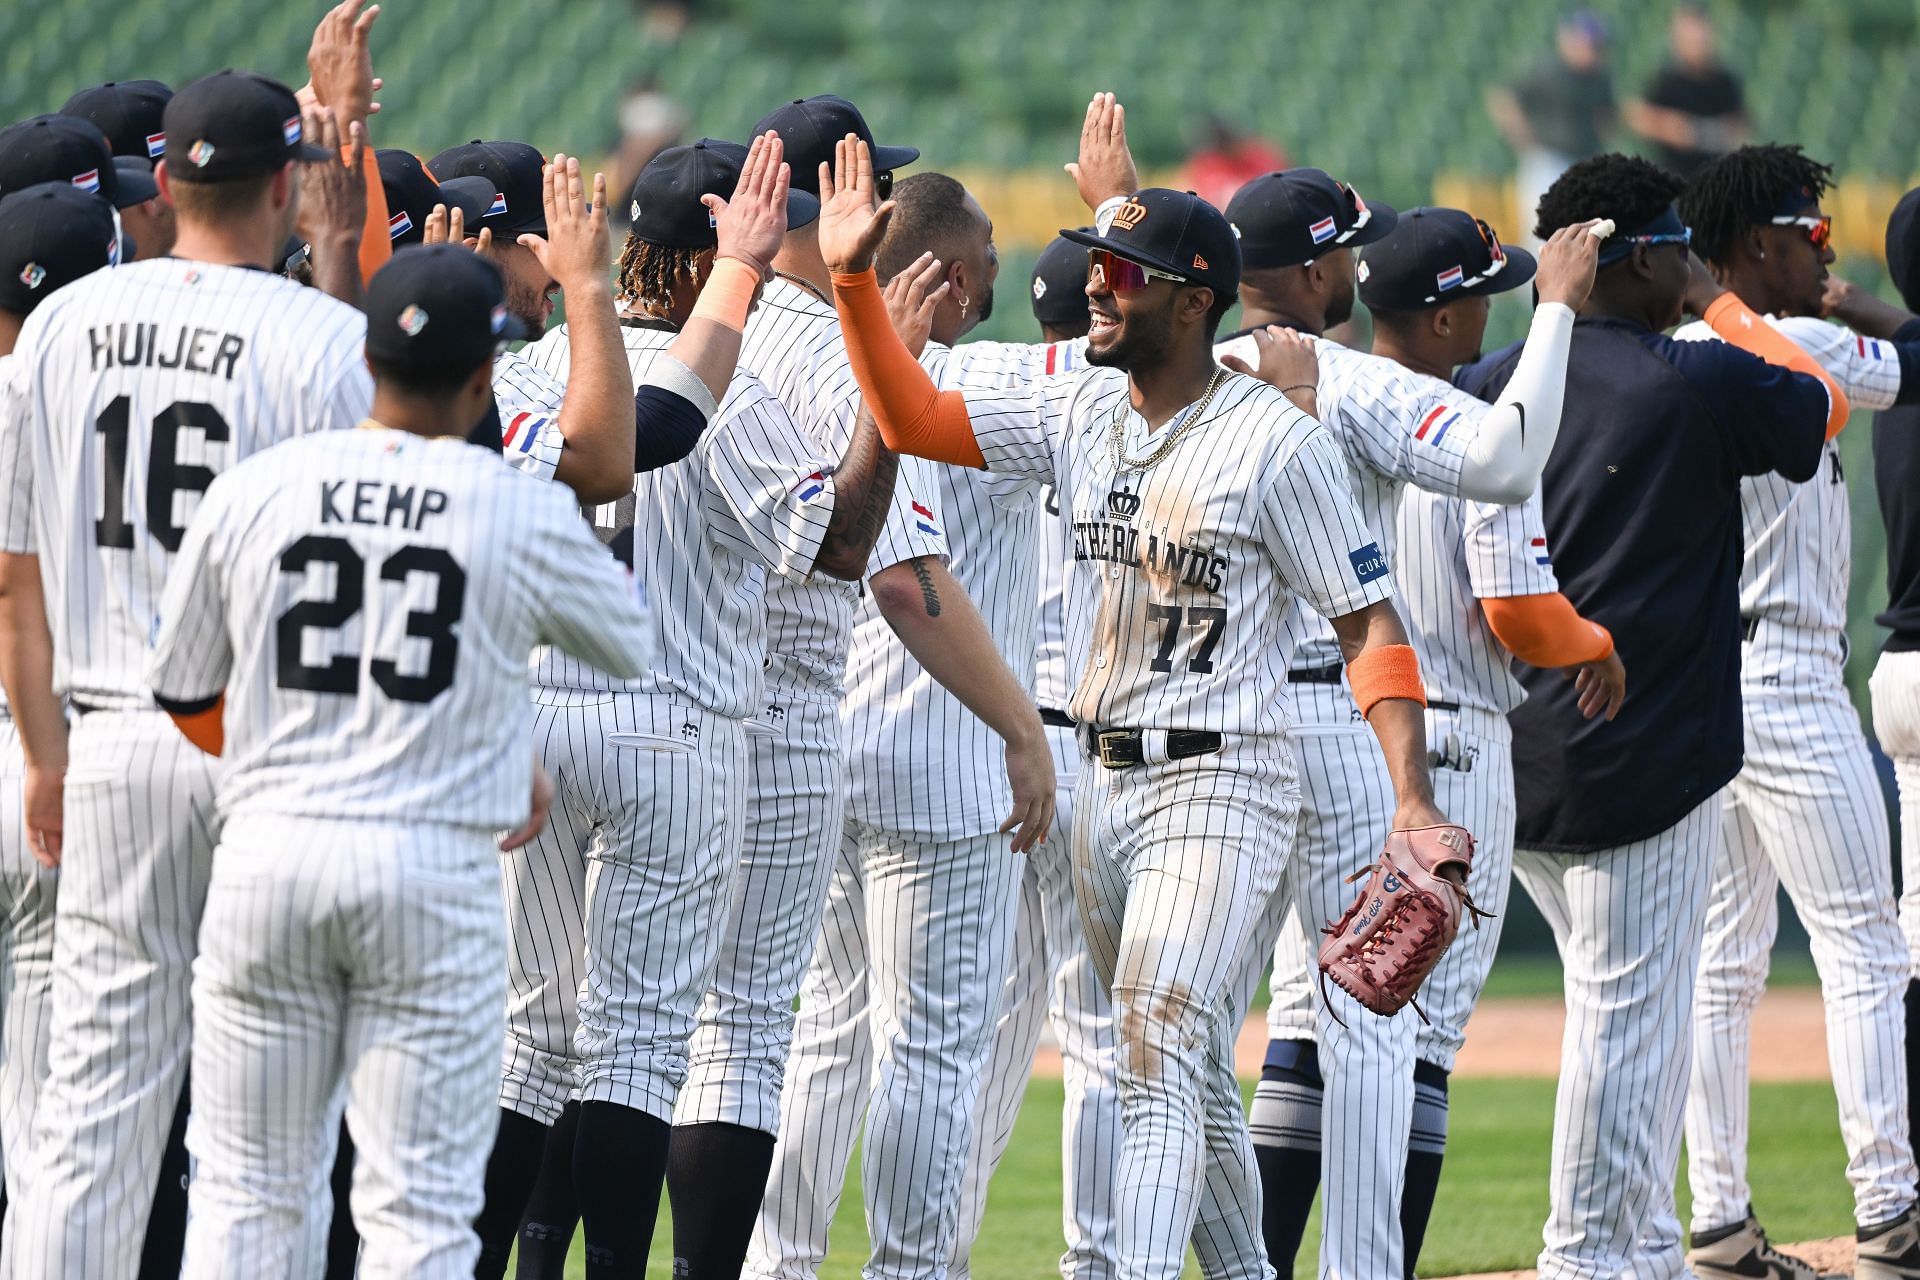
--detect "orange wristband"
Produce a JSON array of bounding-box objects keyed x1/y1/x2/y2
[
  {"x1": 688, "y1": 257, "x2": 760, "y2": 334},
  {"x1": 1346, "y1": 644, "x2": 1427, "y2": 719}
]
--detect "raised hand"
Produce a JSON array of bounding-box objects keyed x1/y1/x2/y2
[
  {"x1": 1681, "y1": 250, "x2": 1726, "y2": 319},
  {"x1": 1533, "y1": 218, "x2": 1608, "y2": 311},
  {"x1": 706, "y1": 131, "x2": 789, "y2": 279},
  {"x1": 883, "y1": 252, "x2": 947, "y2": 357},
  {"x1": 817, "y1": 135, "x2": 895, "y2": 277},
  {"x1": 1066, "y1": 91, "x2": 1140, "y2": 211},
  {"x1": 1220, "y1": 325, "x2": 1320, "y2": 406},
  {"x1": 306, "y1": 0, "x2": 381, "y2": 131},
  {"x1": 294, "y1": 106, "x2": 367, "y2": 249},
  {"x1": 516, "y1": 154, "x2": 610, "y2": 294}
]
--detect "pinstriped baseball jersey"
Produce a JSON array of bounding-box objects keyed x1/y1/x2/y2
[
  {"x1": 0, "y1": 259, "x2": 372, "y2": 708},
  {"x1": 841, "y1": 339, "x2": 1047, "y2": 841},
  {"x1": 0, "y1": 351, "x2": 21, "y2": 714},
  {"x1": 520, "y1": 319, "x2": 836, "y2": 714},
  {"x1": 1673, "y1": 315, "x2": 1902, "y2": 636},
  {"x1": 146, "y1": 427, "x2": 650, "y2": 829},
  {"x1": 1215, "y1": 334, "x2": 1483, "y2": 674},
  {"x1": 1394, "y1": 485, "x2": 1561, "y2": 714},
  {"x1": 737, "y1": 275, "x2": 948, "y2": 695},
  {"x1": 493, "y1": 348, "x2": 566, "y2": 483},
  {"x1": 964, "y1": 368, "x2": 1394, "y2": 734}
]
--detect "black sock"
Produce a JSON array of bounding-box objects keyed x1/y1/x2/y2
[
  {"x1": 666, "y1": 1121, "x2": 777, "y2": 1280},
  {"x1": 574, "y1": 1101, "x2": 671, "y2": 1280},
  {"x1": 325, "y1": 1118, "x2": 360, "y2": 1279},
  {"x1": 1402, "y1": 1060, "x2": 1451, "y2": 1279},
  {"x1": 519, "y1": 1102, "x2": 584, "y2": 1280},
  {"x1": 474, "y1": 1108, "x2": 555, "y2": 1280},
  {"x1": 1907, "y1": 978, "x2": 1920, "y2": 1200},
  {"x1": 135, "y1": 1075, "x2": 191, "y2": 1280},
  {"x1": 1249, "y1": 1039, "x2": 1324, "y2": 1275}
]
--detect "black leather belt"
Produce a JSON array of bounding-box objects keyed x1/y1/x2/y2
[
  {"x1": 1040, "y1": 707, "x2": 1076, "y2": 729},
  {"x1": 1428, "y1": 699, "x2": 1460, "y2": 712},
  {"x1": 1287, "y1": 664, "x2": 1344, "y2": 685},
  {"x1": 70, "y1": 699, "x2": 105, "y2": 716},
  {"x1": 1079, "y1": 725, "x2": 1224, "y2": 769}
]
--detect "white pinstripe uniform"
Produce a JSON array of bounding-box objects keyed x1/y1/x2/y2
[
  {"x1": 1213, "y1": 331, "x2": 1492, "y2": 1280},
  {"x1": 492, "y1": 348, "x2": 569, "y2": 481},
  {"x1": 676, "y1": 276, "x2": 947, "y2": 1142},
  {"x1": 0, "y1": 259, "x2": 370, "y2": 1280},
  {"x1": 506, "y1": 318, "x2": 835, "y2": 1128},
  {"x1": 0, "y1": 353, "x2": 56, "y2": 1212},
  {"x1": 144, "y1": 427, "x2": 649, "y2": 1278},
  {"x1": 747, "y1": 337, "x2": 1049, "y2": 1280},
  {"x1": 945, "y1": 340, "x2": 1121, "y2": 1280},
  {"x1": 897, "y1": 360, "x2": 1391, "y2": 1280},
  {"x1": 1671, "y1": 316, "x2": 1917, "y2": 1234}
]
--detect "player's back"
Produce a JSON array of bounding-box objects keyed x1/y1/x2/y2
[
  {"x1": 10, "y1": 259, "x2": 370, "y2": 707},
  {"x1": 156, "y1": 428, "x2": 646, "y2": 830}
]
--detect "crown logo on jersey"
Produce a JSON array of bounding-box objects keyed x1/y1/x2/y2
[
  {"x1": 1106, "y1": 486, "x2": 1141, "y2": 519},
  {"x1": 17, "y1": 263, "x2": 44, "y2": 290},
  {"x1": 1110, "y1": 199, "x2": 1148, "y2": 232},
  {"x1": 1031, "y1": 276, "x2": 1047, "y2": 301},
  {"x1": 397, "y1": 304, "x2": 429, "y2": 336},
  {"x1": 187, "y1": 139, "x2": 215, "y2": 167}
]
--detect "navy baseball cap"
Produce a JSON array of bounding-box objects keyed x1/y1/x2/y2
[
  {"x1": 0, "y1": 114, "x2": 155, "y2": 208},
  {"x1": 364, "y1": 245, "x2": 526, "y2": 373},
  {"x1": 164, "y1": 71, "x2": 329, "y2": 183},
  {"x1": 750, "y1": 95, "x2": 917, "y2": 195},
  {"x1": 1060, "y1": 189, "x2": 1241, "y2": 297},
  {"x1": 428, "y1": 141, "x2": 547, "y2": 238},
  {"x1": 0, "y1": 183, "x2": 123, "y2": 314},
  {"x1": 627, "y1": 139, "x2": 820, "y2": 250},
  {"x1": 1030, "y1": 231, "x2": 1092, "y2": 327},
  {"x1": 60, "y1": 80, "x2": 172, "y2": 161},
  {"x1": 1225, "y1": 169, "x2": 1398, "y2": 269},
  {"x1": 1357, "y1": 208, "x2": 1537, "y2": 311},
  {"x1": 377, "y1": 149, "x2": 497, "y2": 247}
]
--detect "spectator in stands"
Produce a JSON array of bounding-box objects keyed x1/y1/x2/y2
[
  {"x1": 1626, "y1": 5, "x2": 1749, "y2": 179},
  {"x1": 1179, "y1": 113, "x2": 1287, "y2": 212},
  {"x1": 1487, "y1": 10, "x2": 1616, "y2": 245}
]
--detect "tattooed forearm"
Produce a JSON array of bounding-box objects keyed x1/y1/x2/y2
[
  {"x1": 910, "y1": 556, "x2": 942, "y2": 617},
  {"x1": 815, "y1": 408, "x2": 900, "y2": 580}
]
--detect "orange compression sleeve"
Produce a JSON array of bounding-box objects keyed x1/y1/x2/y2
[
  {"x1": 1346, "y1": 643, "x2": 1427, "y2": 720},
  {"x1": 166, "y1": 694, "x2": 225, "y2": 757},
  {"x1": 355, "y1": 145, "x2": 391, "y2": 285},
  {"x1": 1703, "y1": 292, "x2": 1850, "y2": 439},
  {"x1": 1480, "y1": 593, "x2": 1614, "y2": 668},
  {"x1": 830, "y1": 267, "x2": 985, "y2": 468}
]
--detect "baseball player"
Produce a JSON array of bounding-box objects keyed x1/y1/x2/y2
[
  {"x1": 0, "y1": 182, "x2": 125, "y2": 1213},
  {"x1": 817, "y1": 135, "x2": 1445, "y2": 1280},
  {"x1": 1873, "y1": 182, "x2": 1920, "y2": 1194},
  {"x1": 0, "y1": 112, "x2": 161, "y2": 251},
  {"x1": 1672, "y1": 145, "x2": 1920, "y2": 1277},
  {"x1": 144, "y1": 245, "x2": 649, "y2": 1279},
  {"x1": 1455, "y1": 152, "x2": 1848, "y2": 1280},
  {"x1": 747, "y1": 169, "x2": 1059, "y2": 1280},
  {"x1": 58, "y1": 79, "x2": 177, "y2": 261},
  {"x1": 0, "y1": 71, "x2": 369, "y2": 1280},
  {"x1": 1247, "y1": 208, "x2": 1625, "y2": 1279},
  {"x1": 501, "y1": 135, "x2": 905, "y2": 1279}
]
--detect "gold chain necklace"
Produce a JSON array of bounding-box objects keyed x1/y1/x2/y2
[
  {"x1": 1108, "y1": 368, "x2": 1229, "y2": 473},
  {"x1": 774, "y1": 270, "x2": 831, "y2": 306}
]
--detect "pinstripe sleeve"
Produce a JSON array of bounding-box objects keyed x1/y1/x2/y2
[
  {"x1": 1463, "y1": 491, "x2": 1560, "y2": 599},
  {"x1": 704, "y1": 378, "x2": 835, "y2": 582},
  {"x1": 966, "y1": 374, "x2": 1081, "y2": 483},
  {"x1": 528, "y1": 481, "x2": 654, "y2": 678},
  {"x1": 495, "y1": 350, "x2": 568, "y2": 482},
  {"x1": 866, "y1": 453, "x2": 949, "y2": 575},
  {"x1": 1259, "y1": 426, "x2": 1397, "y2": 620},
  {"x1": 1771, "y1": 315, "x2": 1904, "y2": 411},
  {"x1": 1326, "y1": 348, "x2": 1478, "y2": 498},
  {"x1": 0, "y1": 358, "x2": 33, "y2": 554},
  {"x1": 147, "y1": 478, "x2": 235, "y2": 703}
]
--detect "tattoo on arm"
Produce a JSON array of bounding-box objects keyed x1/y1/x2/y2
[
  {"x1": 819, "y1": 408, "x2": 900, "y2": 574},
  {"x1": 910, "y1": 556, "x2": 942, "y2": 617}
]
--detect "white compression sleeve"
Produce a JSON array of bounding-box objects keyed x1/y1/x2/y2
[{"x1": 1456, "y1": 302, "x2": 1576, "y2": 505}]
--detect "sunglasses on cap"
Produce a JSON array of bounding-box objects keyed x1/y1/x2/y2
[
  {"x1": 1453, "y1": 216, "x2": 1511, "y2": 288},
  {"x1": 1087, "y1": 247, "x2": 1187, "y2": 293},
  {"x1": 1302, "y1": 180, "x2": 1375, "y2": 266},
  {"x1": 1770, "y1": 213, "x2": 1833, "y2": 251}
]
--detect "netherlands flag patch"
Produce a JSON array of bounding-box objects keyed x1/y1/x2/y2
[
  {"x1": 1044, "y1": 342, "x2": 1077, "y2": 375},
  {"x1": 486, "y1": 192, "x2": 508, "y2": 217},
  {"x1": 1308, "y1": 215, "x2": 1337, "y2": 244},
  {"x1": 145, "y1": 131, "x2": 166, "y2": 158},
  {"x1": 1531, "y1": 536, "x2": 1551, "y2": 567},
  {"x1": 504, "y1": 411, "x2": 548, "y2": 454},
  {"x1": 1860, "y1": 335, "x2": 1887, "y2": 360},
  {"x1": 793, "y1": 471, "x2": 828, "y2": 501},
  {"x1": 387, "y1": 210, "x2": 414, "y2": 239},
  {"x1": 70, "y1": 168, "x2": 100, "y2": 193},
  {"x1": 912, "y1": 500, "x2": 940, "y2": 536},
  {"x1": 1415, "y1": 404, "x2": 1461, "y2": 445},
  {"x1": 1436, "y1": 265, "x2": 1465, "y2": 291},
  {"x1": 282, "y1": 115, "x2": 303, "y2": 146}
]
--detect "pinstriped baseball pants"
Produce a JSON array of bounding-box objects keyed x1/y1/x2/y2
[
  {"x1": 1874, "y1": 649, "x2": 1920, "y2": 974},
  {"x1": 1513, "y1": 798, "x2": 1720, "y2": 1280},
  {"x1": 3, "y1": 710, "x2": 216, "y2": 1280},
  {"x1": 952, "y1": 721, "x2": 1120, "y2": 1280},
  {"x1": 0, "y1": 719, "x2": 56, "y2": 1207}
]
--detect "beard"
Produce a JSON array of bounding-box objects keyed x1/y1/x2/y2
[
  {"x1": 975, "y1": 283, "x2": 994, "y2": 324},
  {"x1": 1324, "y1": 279, "x2": 1357, "y2": 329},
  {"x1": 1084, "y1": 297, "x2": 1175, "y2": 370},
  {"x1": 507, "y1": 274, "x2": 550, "y2": 340}
]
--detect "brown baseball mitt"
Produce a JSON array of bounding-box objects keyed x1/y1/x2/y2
[{"x1": 1316, "y1": 824, "x2": 1489, "y2": 1021}]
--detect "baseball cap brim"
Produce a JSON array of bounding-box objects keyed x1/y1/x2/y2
[
  {"x1": 1055, "y1": 225, "x2": 1193, "y2": 284},
  {"x1": 1339, "y1": 201, "x2": 1401, "y2": 251},
  {"x1": 295, "y1": 141, "x2": 332, "y2": 163},
  {"x1": 1466, "y1": 244, "x2": 1537, "y2": 298},
  {"x1": 783, "y1": 188, "x2": 821, "y2": 229},
  {"x1": 111, "y1": 156, "x2": 158, "y2": 206},
  {"x1": 871, "y1": 144, "x2": 919, "y2": 174},
  {"x1": 436, "y1": 175, "x2": 499, "y2": 227}
]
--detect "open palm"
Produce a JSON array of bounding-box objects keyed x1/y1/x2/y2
[{"x1": 817, "y1": 135, "x2": 896, "y2": 276}]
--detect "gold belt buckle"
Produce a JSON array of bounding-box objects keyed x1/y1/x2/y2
[{"x1": 1097, "y1": 730, "x2": 1134, "y2": 769}]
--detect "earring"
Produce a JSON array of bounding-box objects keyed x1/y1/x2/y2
[{"x1": 957, "y1": 291, "x2": 969, "y2": 319}]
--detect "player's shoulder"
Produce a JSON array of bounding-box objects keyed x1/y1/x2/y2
[
  {"x1": 1213, "y1": 372, "x2": 1332, "y2": 463},
  {"x1": 715, "y1": 364, "x2": 789, "y2": 424}
]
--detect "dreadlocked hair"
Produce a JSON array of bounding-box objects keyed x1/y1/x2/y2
[
  {"x1": 1678, "y1": 144, "x2": 1834, "y2": 267},
  {"x1": 614, "y1": 234, "x2": 706, "y2": 318},
  {"x1": 1533, "y1": 153, "x2": 1684, "y2": 244}
]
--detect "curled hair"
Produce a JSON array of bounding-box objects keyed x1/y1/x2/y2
[
  {"x1": 1533, "y1": 153, "x2": 1684, "y2": 244},
  {"x1": 1678, "y1": 144, "x2": 1834, "y2": 267},
  {"x1": 614, "y1": 234, "x2": 706, "y2": 318}
]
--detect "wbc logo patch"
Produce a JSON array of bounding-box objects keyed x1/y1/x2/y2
[
  {"x1": 18, "y1": 263, "x2": 45, "y2": 290},
  {"x1": 188, "y1": 139, "x2": 216, "y2": 167},
  {"x1": 397, "y1": 304, "x2": 429, "y2": 336}
]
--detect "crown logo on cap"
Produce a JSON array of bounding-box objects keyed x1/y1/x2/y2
[
  {"x1": 397, "y1": 305, "x2": 429, "y2": 336},
  {"x1": 1111, "y1": 199, "x2": 1148, "y2": 231},
  {"x1": 1106, "y1": 486, "x2": 1141, "y2": 519},
  {"x1": 18, "y1": 263, "x2": 45, "y2": 290},
  {"x1": 187, "y1": 140, "x2": 215, "y2": 167},
  {"x1": 1031, "y1": 277, "x2": 1047, "y2": 300}
]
